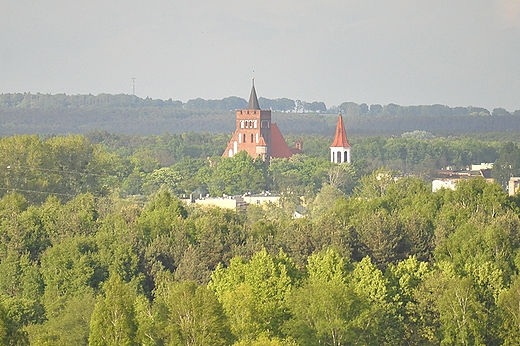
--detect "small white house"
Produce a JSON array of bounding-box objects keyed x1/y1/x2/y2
[{"x1": 432, "y1": 179, "x2": 457, "y2": 192}]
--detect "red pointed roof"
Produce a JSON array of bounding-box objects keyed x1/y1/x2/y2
[
  {"x1": 330, "y1": 115, "x2": 351, "y2": 148},
  {"x1": 270, "y1": 123, "x2": 293, "y2": 158}
]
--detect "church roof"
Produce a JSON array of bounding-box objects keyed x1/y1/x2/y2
[
  {"x1": 247, "y1": 79, "x2": 261, "y2": 110},
  {"x1": 331, "y1": 114, "x2": 351, "y2": 148},
  {"x1": 270, "y1": 123, "x2": 294, "y2": 159}
]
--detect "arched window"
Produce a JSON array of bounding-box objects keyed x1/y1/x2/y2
[
  {"x1": 251, "y1": 133, "x2": 254, "y2": 142},
  {"x1": 344, "y1": 151, "x2": 348, "y2": 162},
  {"x1": 336, "y1": 151, "x2": 342, "y2": 163},
  {"x1": 243, "y1": 134, "x2": 246, "y2": 143}
]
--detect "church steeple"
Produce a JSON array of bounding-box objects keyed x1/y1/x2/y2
[
  {"x1": 331, "y1": 114, "x2": 351, "y2": 148},
  {"x1": 330, "y1": 114, "x2": 351, "y2": 164},
  {"x1": 247, "y1": 78, "x2": 261, "y2": 110}
]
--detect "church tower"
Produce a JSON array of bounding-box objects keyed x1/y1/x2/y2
[
  {"x1": 330, "y1": 114, "x2": 351, "y2": 163},
  {"x1": 223, "y1": 79, "x2": 272, "y2": 160}
]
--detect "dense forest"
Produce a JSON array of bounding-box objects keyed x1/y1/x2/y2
[
  {"x1": 2, "y1": 166, "x2": 520, "y2": 344},
  {"x1": 0, "y1": 132, "x2": 520, "y2": 344},
  {"x1": 1, "y1": 93, "x2": 520, "y2": 136}
]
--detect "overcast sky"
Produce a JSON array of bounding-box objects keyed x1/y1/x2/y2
[{"x1": 1, "y1": 1, "x2": 519, "y2": 111}]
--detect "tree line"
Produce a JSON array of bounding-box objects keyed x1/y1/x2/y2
[
  {"x1": 2, "y1": 93, "x2": 520, "y2": 136},
  {"x1": 2, "y1": 93, "x2": 519, "y2": 116},
  {"x1": 0, "y1": 93, "x2": 322, "y2": 113}
]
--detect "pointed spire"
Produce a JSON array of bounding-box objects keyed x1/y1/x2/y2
[
  {"x1": 331, "y1": 114, "x2": 351, "y2": 148},
  {"x1": 247, "y1": 78, "x2": 261, "y2": 110}
]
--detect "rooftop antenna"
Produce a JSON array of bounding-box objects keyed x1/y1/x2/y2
[
  {"x1": 252, "y1": 69, "x2": 255, "y2": 85},
  {"x1": 132, "y1": 77, "x2": 136, "y2": 95}
]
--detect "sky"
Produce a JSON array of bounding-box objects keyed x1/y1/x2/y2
[{"x1": 1, "y1": 0, "x2": 520, "y2": 111}]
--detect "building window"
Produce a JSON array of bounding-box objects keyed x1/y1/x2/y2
[
  {"x1": 251, "y1": 134, "x2": 254, "y2": 142},
  {"x1": 243, "y1": 134, "x2": 246, "y2": 143},
  {"x1": 238, "y1": 133, "x2": 241, "y2": 143},
  {"x1": 240, "y1": 120, "x2": 244, "y2": 129},
  {"x1": 254, "y1": 120, "x2": 257, "y2": 128}
]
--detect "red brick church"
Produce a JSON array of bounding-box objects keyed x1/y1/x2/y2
[
  {"x1": 223, "y1": 79, "x2": 302, "y2": 161},
  {"x1": 223, "y1": 80, "x2": 351, "y2": 163}
]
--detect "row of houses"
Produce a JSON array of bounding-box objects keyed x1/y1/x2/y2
[
  {"x1": 183, "y1": 163, "x2": 519, "y2": 215},
  {"x1": 432, "y1": 163, "x2": 520, "y2": 196},
  {"x1": 182, "y1": 192, "x2": 279, "y2": 210}
]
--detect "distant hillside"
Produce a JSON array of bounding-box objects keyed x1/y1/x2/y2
[{"x1": 0, "y1": 92, "x2": 519, "y2": 136}]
